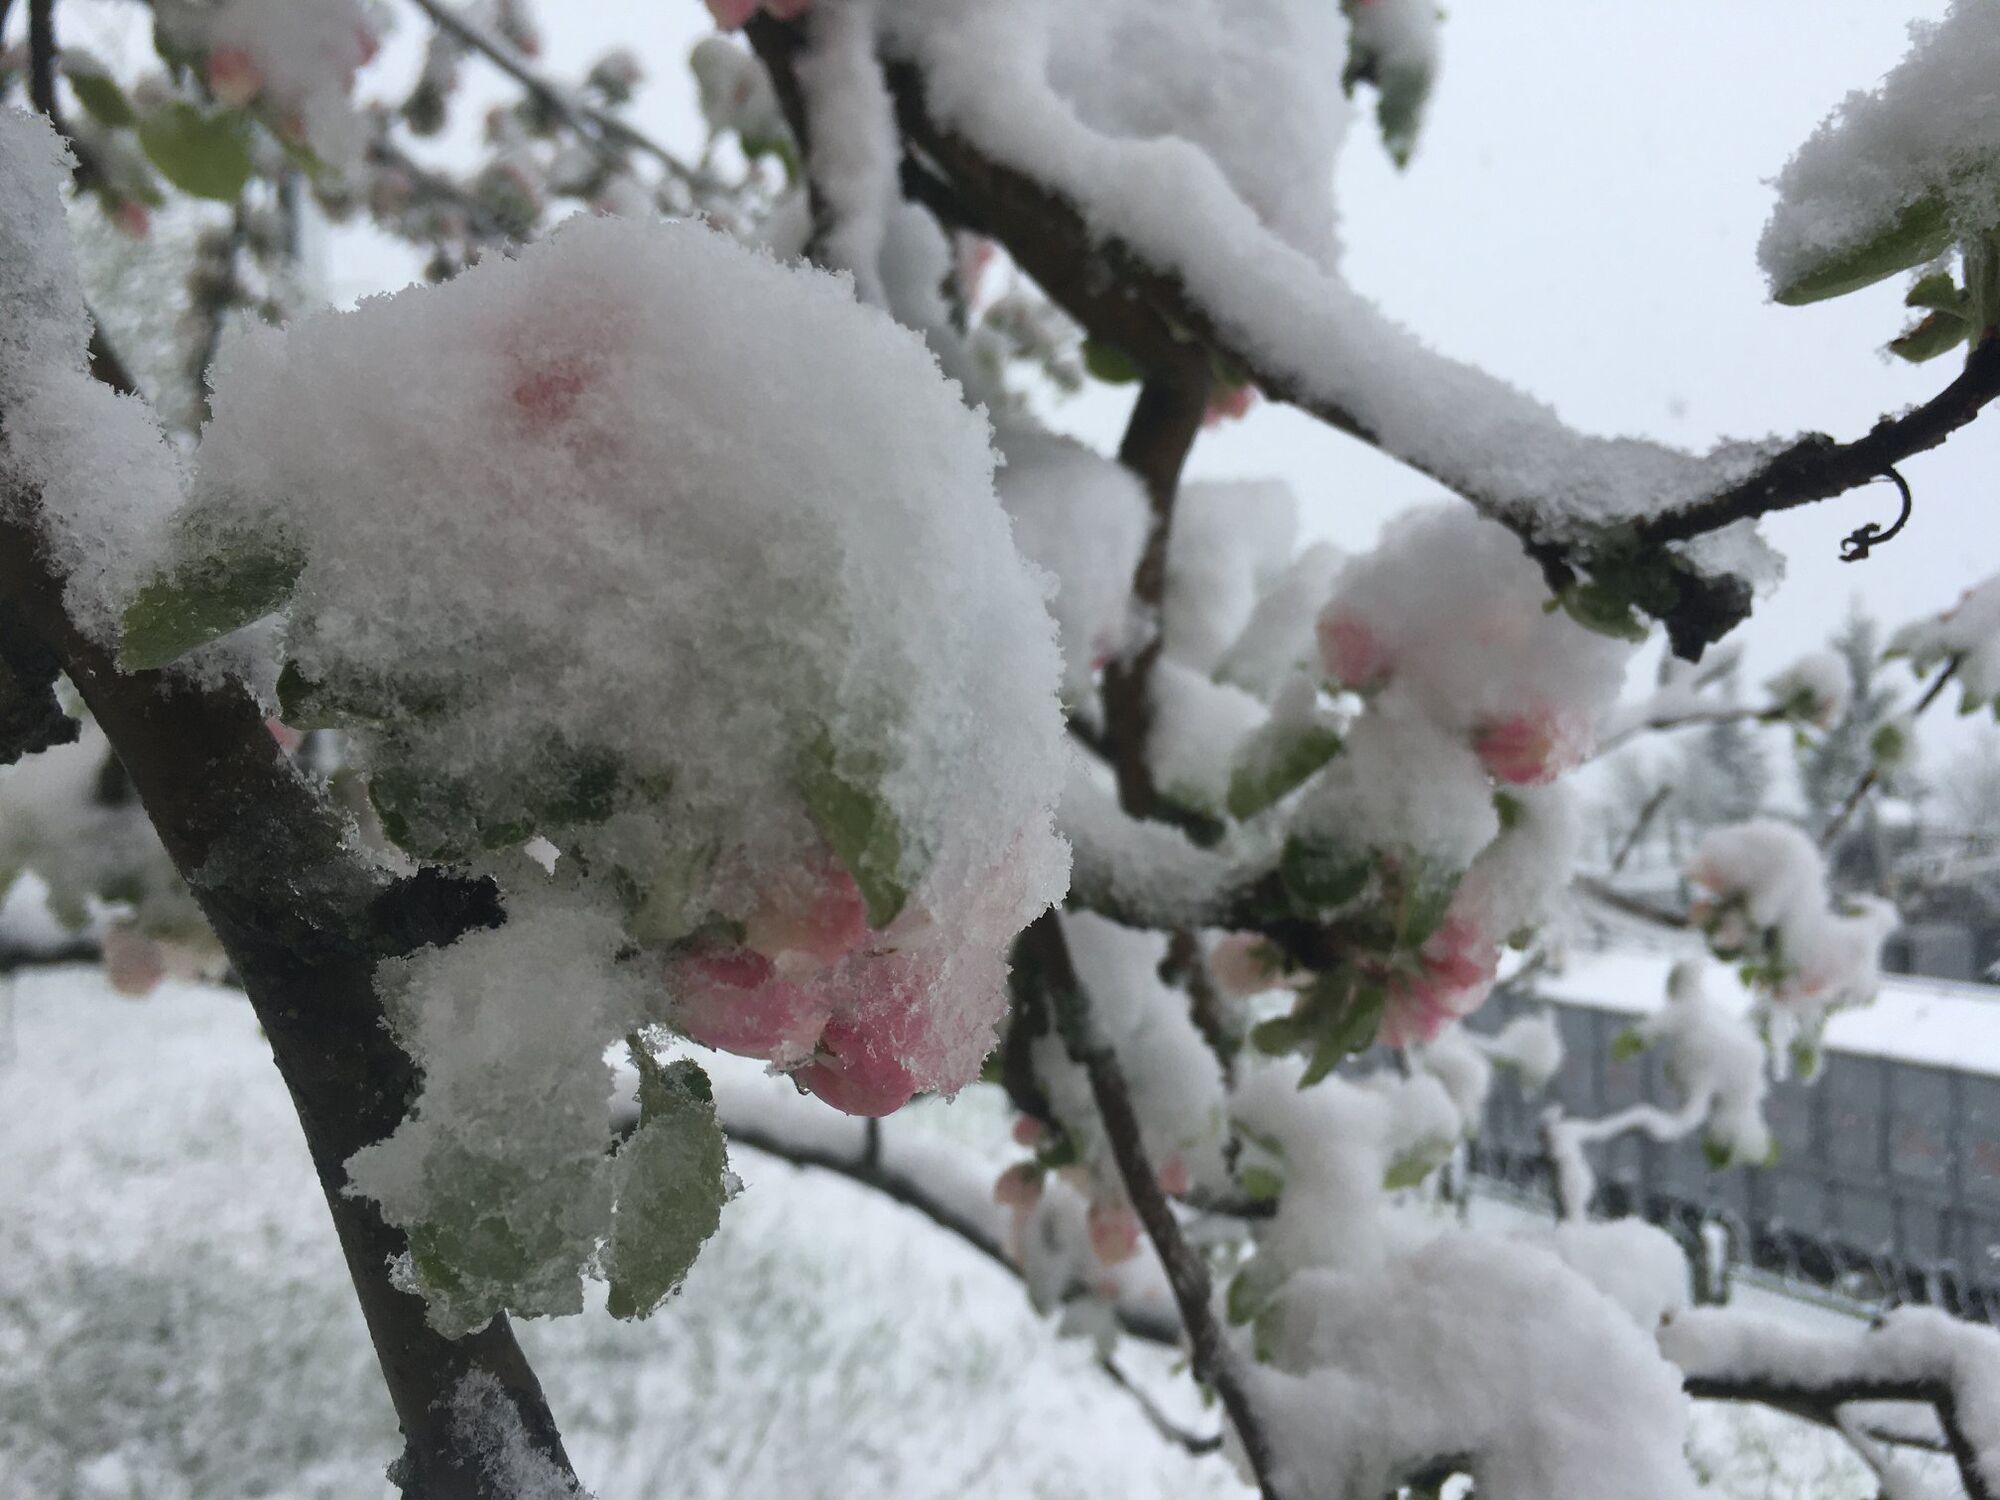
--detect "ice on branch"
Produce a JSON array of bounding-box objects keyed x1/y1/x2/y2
[
  {"x1": 156, "y1": 0, "x2": 380, "y2": 169},
  {"x1": 1687, "y1": 821, "x2": 1898, "y2": 1067},
  {"x1": 1890, "y1": 570, "x2": 2000, "y2": 714},
  {"x1": 1759, "y1": 0, "x2": 2000, "y2": 306}
]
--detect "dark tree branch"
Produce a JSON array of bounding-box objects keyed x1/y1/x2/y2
[
  {"x1": 26, "y1": 0, "x2": 57, "y2": 124},
  {"x1": 1020, "y1": 912, "x2": 1291, "y2": 1500},
  {"x1": 1100, "y1": 376, "x2": 1212, "y2": 821}
]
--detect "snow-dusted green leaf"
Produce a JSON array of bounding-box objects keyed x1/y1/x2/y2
[{"x1": 604, "y1": 1046, "x2": 729, "y2": 1322}]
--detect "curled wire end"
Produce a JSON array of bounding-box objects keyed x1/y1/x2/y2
[{"x1": 1839, "y1": 467, "x2": 1914, "y2": 563}]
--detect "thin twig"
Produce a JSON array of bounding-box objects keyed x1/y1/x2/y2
[
  {"x1": 1097, "y1": 1356, "x2": 1223, "y2": 1456},
  {"x1": 1820, "y1": 655, "x2": 1960, "y2": 849},
  {"x1": 1609, "y1": 785, "x2": 1673, "y2": 874},
  {"x1": 1022, "y1": 913, "x2": 1290, "y2": 1500},
  {"x1": 407, "y1": 0, "x2": 709, "y2": 190},
  {"x1": 26, "y1": 0, "x2": 57, "y2": 123}
]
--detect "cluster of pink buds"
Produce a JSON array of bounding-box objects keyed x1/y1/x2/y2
[
  {"x1": 1379, "y1": 910, "x2": 1500, "y2": 1048},
  {"x1": 666, "y1": 860, "x2": 942, "y2": 1116},
  {"x1": 1471, "y1": 705, "x2": 1590, "y2": 787}
]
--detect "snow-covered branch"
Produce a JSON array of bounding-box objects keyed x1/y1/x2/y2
[
  {"x1": 746, "y1": 11, "x2": 2000, "y2": 659},
  {"x1": 1665, "y1": 1306, "x2": 2000, "y2": 1500}
]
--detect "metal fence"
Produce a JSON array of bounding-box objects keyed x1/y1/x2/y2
[{"x1": 1468, "y1": 985, "x2": 2000, "y2": 1324}]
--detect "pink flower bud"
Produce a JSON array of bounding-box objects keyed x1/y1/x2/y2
[
  {"x1": 705, "y1": 0, "x2": 761, "y2": 29},
  {"x1": 666, "y1": 945, "x2": 831, "y2": 1062},
  {"x1": 110, "y1": 200, "x2": 151, "y2": 241},
  {"x1": 992, "y1": 1162, "x2": 1043, "y2": 1210},
  {"x1": 102, "y1": 924, "x2": 166, "y2": 999},
  {"x1": 1207, "y1": 932, "x2": 1281, "y2": 998},
  {"x1": 1156, "y1": 1153, "x2": 1191, "y2": 1198},
  {"x1": 795, "y1": 1046, "x2": 918, "y2": 1117},
  {"x1": 1086, "y1": 1200, "x2": 1142, "y2": 1266},
  {"x1": 1316, "y1": 605, "x2": 1392, "y2": 691},
  {"x1": 1011, "y1": 1115, "x2": 1047, "y2": 1147},
  {"x1": 1472, "y1": 706, "x2": 1590, "y2": 787},
  {"x1": 1380, "y1": 914, "x2": 1499, "y2": 1047},
  {"x1": 265, "y1": 717, "x2": 303, "y2": 754},
  {"x1": 206, "y1": 45, "x2": 262, "y2": 108},
  {"x1": 1202, "y1": 382, "x2": 1257, "y2": 428},
  {"x1": 742, "y1": 859, "x2": 869, "y2": 974}
]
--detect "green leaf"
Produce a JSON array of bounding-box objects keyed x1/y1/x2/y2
[
  {"x1": 1299, "y1": 978, "x2": 1384, "y2": 1086},
  {"x1": 119, "y1": 531, "x2": 305, "y2": 670},
  {"x1": 1225, "y1": 1268, "x2": 1266, "y2": 1325},
  {"x1": 1558, "y1": 581, "x2": 1649, "y2": 643},
  {"x1": 797, "y1": 733, "x2": 907, "y2": 929},
  {"x1": 1610, "y1": 1028, "x2": 1648, "y2": 1063},
  {"x1": 1238, "y1": 1166, "x2": 1285, "y2": 1204},
  {"x1": 604, "y1": 1045, "x2": 730, "y2": 1321},
  {"x1": 67, "y1": 69, "x2": 136, "y2": 128},
  {"x1": 137, "y1": 102, "x2": 254, "y2": 202},
  {"x1": 1373, "y1": 65, "x2": 1433, "y2": 170},
  {"x1": 1905, "y1": 271, "x2": 1967, "y2": 313},
  {"x1": 1701, "y1": 1136, "x2": 1733, "y2": 1171},
  {"x1": 1226, "y1": 724, "x2": 1342, "y2": 821},
  {"x1": 1888, "y1": 310, "x2": 1971, "y2": 364},
  {"x1": 1080, "y1": 338, "x2": 1143, "y2": 385},
  {"x1": 1869, "y1": 719, "x2": 1909, "y2": 768},
  {"x1": 1279, "y1": 835, "x2": 1371, "y2": 912},
  {"x1": 1383, "y1": 1142, "x2": 1448, "y2": 1191},
  {"x1": 1772, "y1": 192, "x2": 1955, "y2": 306}
]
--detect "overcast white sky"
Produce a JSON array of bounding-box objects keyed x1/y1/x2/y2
[{"x1": 69, "y1": 0, "x2": 1999, "y2": 758}]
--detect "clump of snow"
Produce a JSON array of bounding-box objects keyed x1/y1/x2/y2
[
  {"x1": 1213, "y1": 541, "x2": 1343, "y2": 703},
  {"x1": 157, "y1": 0, "x2": 381, "y2": 169},
  {"x1": 1536, "y1": 1218, "x2": 1690, "y2": 1331},
  {"x1": 1030, "y1": 911, "x2": 1230, "y2": 1206},
  {"x1": 1688, "y1": 821, "x2": 1899, "y2": 1043},
  {"x1": 1764, "y1": 649, "x2": 1853, "y2": 728},
  {"x1": 0, "y1": 110, "x2": 180, "y2": 641},
  {"x1": 1758, "y1": 0, "x2": 2000, "y2": 300},
  {"x1": 1159, "y1": 479, "x2": 1299, "y2": 675},
  {"x1": 1890, "y1": 572, "x2": 2000, "y2": 713},
  {"x1": 792, "y1": 0, "x2": 896, "y2": 307},
  {"x1": 1247, "y1": 1235, "x2": 1700, "y2": 1499},
  {"x1": 1146, "y1": 659, "x2": 1268, "y2": 815},
  {"x1": 344, "y1": 902, "x2": 663, "y2": 1334},
  {"x1": 193, "y1": 213, "x2": 1070, "y2": 1114},
  {"x1": 991, "y1": 422, "x2": 1148, "y2": 704}
]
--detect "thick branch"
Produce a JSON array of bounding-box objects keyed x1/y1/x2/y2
[{"x1": 1021, "y1": 913, "x2": 1290, "y2": 1500}]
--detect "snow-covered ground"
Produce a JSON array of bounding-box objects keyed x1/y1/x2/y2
[{"x1": 0, "y1": 968, "x2": 1898, "y2": 1498}]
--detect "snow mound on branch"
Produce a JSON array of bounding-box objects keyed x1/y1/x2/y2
[
  {"x1": 196, "y1": 213, "x2": 1070, "y2": 1107},
  {"x1": 992, "y1": 421, "x2": 1148, "y2": 703},
  {"x1": 1891, "y1": 571, "x2": 2000, "y2": 712},
  {"x1": 1161, "y1": 478, "x2": 1299, "y2": 675},
  {"x1": 876, "y1": 1, "x2": 1783, "y2": 540},
  {"x1": 1759, "y1": 0, "x2": 2000, "y2": 299},
  {"x1": 1249, "y1": 1236, "x2": 1700, "y2": 1499},
  {"x1": 0, "y1": 110, "x2": 179, "y2": 639}
]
